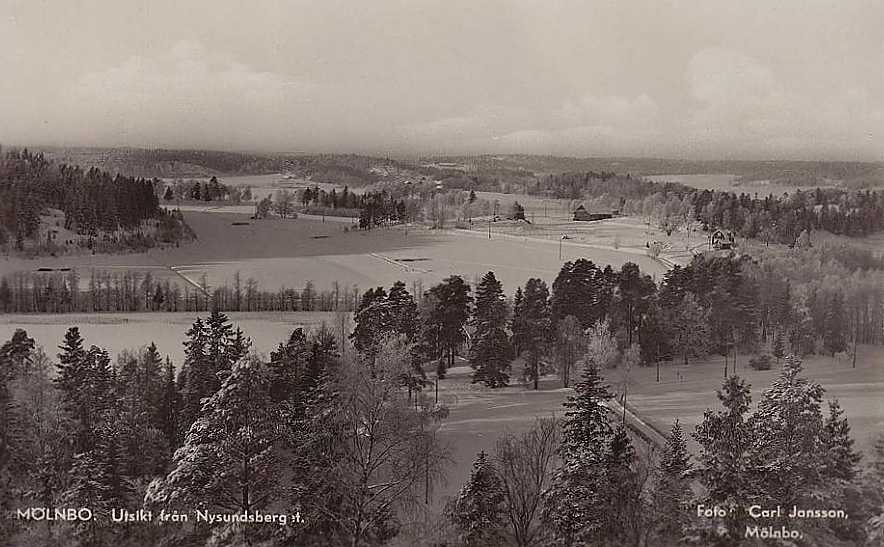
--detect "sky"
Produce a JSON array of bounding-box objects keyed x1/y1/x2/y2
[{"x1": 1, "y1": 0, "x2": 882, "y2": 161}]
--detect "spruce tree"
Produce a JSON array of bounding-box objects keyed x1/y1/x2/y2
[
  {"x1": 650, "y1": 420, "x2": 693, "y2": 545},
  {"x1": 543, "y1": 361, "x2": 615, "y2": 545},
  {"x1": 693, "y1": 375, "x2": 754, "y2": 542},
  {"x1": 146, "y1": 357, "x2": 282, "y2": 513},
  {"x1": 268, "y1": 328, "x2": 311, "y2": 404},
  {"x1": 821, "y1": 399, "x2": 861, "y2": 481},
  {"x1": 0, "y1": 330, "x2": 35, "y2": 522},
  {"x1": 178, "y1": 317, "x2": 208, "y2": 432},
  {"x1": 446, "y1": 451, "x2": 506, "y2": 547},
  {"x1": 470, "y1": 271, "x2": 512, "y2": 387},
  {"x1": 823, "y1": 292, "x2": 847, "y2": 356},
  {"x1": 56, "y1": 337, "x2": 114, "y2": 453},
  {"x1": 510, "y1": 286, "x2": 526, "y2": 356},
  {"x1": 157, "y1": 356, "x2": 181, "y2": 453},
  {"x1": 749, "y1": 356, "x2": 826, "y2": 504},
  {"x1": 771, "y1": 328, "x2": 785, "y2": 362},
  {"x1": 599, "y1": 426, "x2": 642, "y2": 546}
]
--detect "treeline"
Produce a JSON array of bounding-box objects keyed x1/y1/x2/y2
[
  {"x1": 440, "y1": 153, "x2": 884, "y2": 189},
  {"x1": 353, "y1": 253, "x2": 882, "y2": 391},
  {"x1": 0, "y1": 149, "x2": 188, "y2": 252},
  {"x1": 0, "y1": 271, "x2": 364, "y2": 314},
  {"x1": 0, "y1": 313, "x2": 447, "y2": 546},
  {"x1": 296, "y1": 185, "x2": 417, "y2": 228},
  {"x1": 162, "y1": 175, "x2": 253, "y2": 204},
  {"x1": 446, "y1": 357, "x2": 884, "y2": 546},
  {"x1": 530, "y1": 170, "x2": 661, "y2": 201},
  {"x1": 535, "y1": 171, "x2": 884, "y2": 244}
]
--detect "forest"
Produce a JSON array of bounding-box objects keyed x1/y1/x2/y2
[
  {"x1": 0, "y1": 149, "x2": 190, "y2": 253},
  {"x1": 2, "y1": 282, "x2": 883, "y2": 546}
]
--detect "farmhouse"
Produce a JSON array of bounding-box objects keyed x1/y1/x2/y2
[
  {"x1": 572, "y1": 205, "x2": 613, "y2": 222},
  {"x1": 710, "y1": 228, "x2": 735, "y2": 250}
]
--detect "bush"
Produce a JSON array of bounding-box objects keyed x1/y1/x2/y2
[{"x1": 748, "y1": 354, "x2": 773, "y2": 371}]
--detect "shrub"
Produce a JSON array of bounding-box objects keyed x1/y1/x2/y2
[{"x1": 748, "y1": 354, "x2": 773, "y2": 371}]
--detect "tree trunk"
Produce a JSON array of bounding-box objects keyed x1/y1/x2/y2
[{"x1": 533, "y1": 354, "x2": 539, "y2": 390}]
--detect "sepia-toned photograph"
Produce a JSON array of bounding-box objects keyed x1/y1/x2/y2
[{"x1": 1, "y1": 1, "x2": 882, "y2": 546}]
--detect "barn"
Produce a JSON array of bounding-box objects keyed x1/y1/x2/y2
[{"x1": 573, "y1": 205, "x2": 612, "y2": 222}]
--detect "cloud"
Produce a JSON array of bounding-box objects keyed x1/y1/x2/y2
[
  {"x1": 559, "y1": 93, "x2": 659, "y2": 130},
  {"x1": 681, "y1": 47, "x2": 883, "y2": 159},
  {"x1": 59, "y1": 40, "x2": 328, "y2": 149},
  {"x1": 401, "y1": 93, "x2": 664, "y2": 156},
  {"x1": 689, "y1": 47, "x2": 784, "y2": 105}
]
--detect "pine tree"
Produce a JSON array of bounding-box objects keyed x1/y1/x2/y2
[
  {"x1": 387, "y1": 281, "x2": 418, "y2": 341},
  {"x1": 512, "y1": 278, "x2": 551, "y2": 390},
  {"x1": 470, "y1": 272, "x2": 512, "y2": 387},
  {"x1": 670, "y1": 292, "x2": 711, "y2": 366},
  {"x1": 351, "y1": 287, "x2": 389, "y2": 358},
  {"x1": 612, "y1": 262, "x2": 655, "y2": 347},
  {"x1": 554, "y1": 315, "x2": 584, "y2": 388},
  {"x1": 445, "y1": 451, "x2": 506, "y2": 547},
  {"x1": 551, "y1": 259, "x2": 604, "y2": 328},
  {"x1": 823, "y1": 292, "x2": 847, "y2": 356},
  {"x1": 425, "y1": 276, "x2": 472, "y2": 378}
]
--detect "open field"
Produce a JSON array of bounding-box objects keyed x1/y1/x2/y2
[
  {"x1": 1, "y1": 209, "x2": 673, "y2": 295},
  {"x1": 603, "y1": 346, "x2": 884, "y2": 456}
]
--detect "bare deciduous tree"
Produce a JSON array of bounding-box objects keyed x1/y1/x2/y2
[{"x1": 494, "y1": 417, "x2": 560, "y2": 547}]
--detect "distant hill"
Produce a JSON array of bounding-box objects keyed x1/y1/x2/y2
[
  {"x1": 36, "y1": 147, "x2": 288, "y2": 178},
  {"x1": 29, "y1": 147, "x2": 884, "y2": 189},
  {"x1": 431, "y1": 155, "x2": 884, "y2": 189}
]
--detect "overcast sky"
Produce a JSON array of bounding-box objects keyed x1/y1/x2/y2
[{"x1": 1, "y1": 0, "x2": 881, "y2": 160}]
